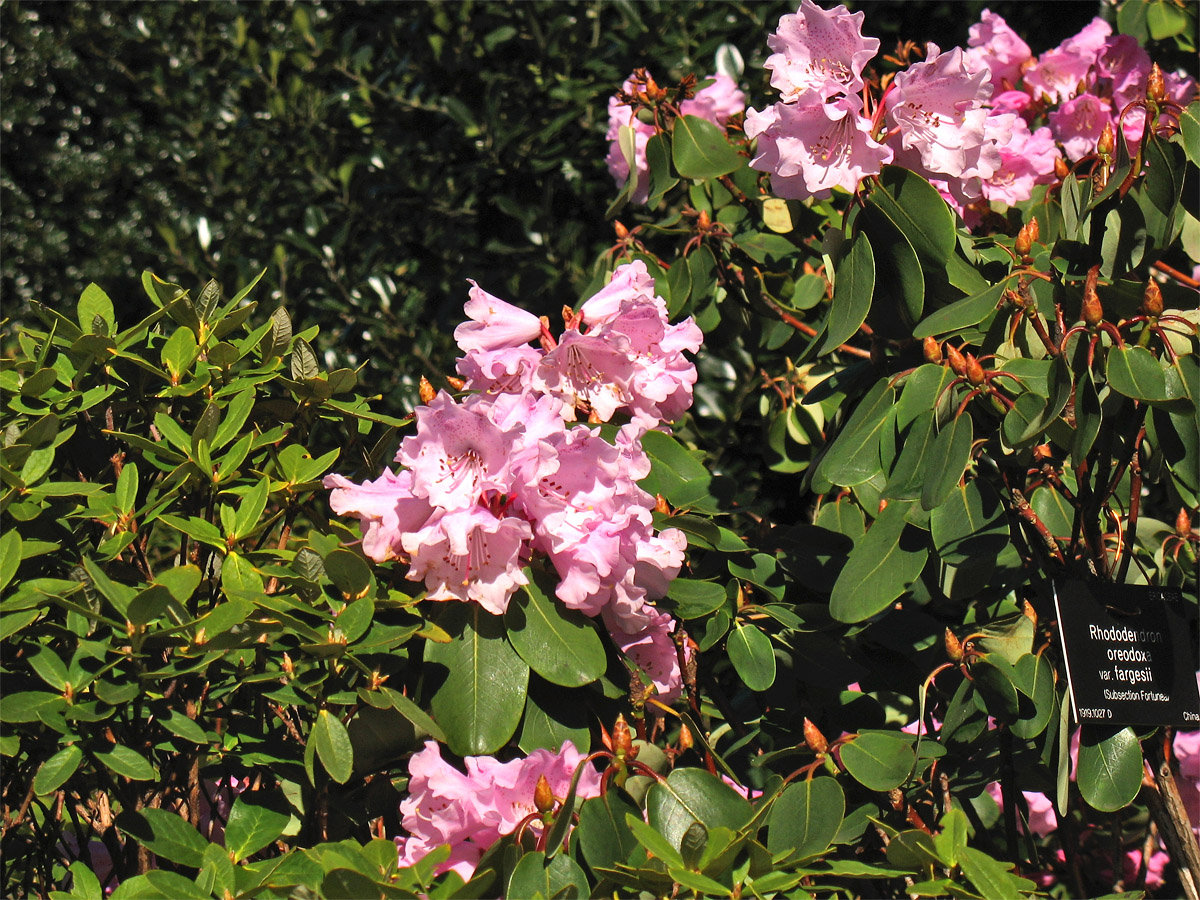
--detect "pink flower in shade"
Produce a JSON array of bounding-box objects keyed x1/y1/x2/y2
[
  {"x1": 964, "y1": 10, "x2": 1031, "y2": 91},
  {"x1": 1023, "y1": 17, "x2": 1112, "y2": 103},
  {"x1": 396, "y1": 741, "x2": 601, "y2": 879},
  {"x1": 402, "y1": 506, "x2": 532, "y2": 614},
  {"x1": 746, "y1": 94, "x2": 893, "y2": 201},
  {"x1": 764, "y1": 0, "x2": 880, "y2": 102},
  {"x1": 984, "y1": 783, "x2": 1056, "y2": 837},
  {"x1": 1099, "y1": 34, "x2": 1152, "y2": 110},
  {"x1": 992, "y1": 89, "x2": 1035, "y2": 120},
  {"x1": 1175, "y1": 724, "x2": 1200, "y2": 839},
  {"x1": 1049, "y1": 93, "x2": 1112, "y2": 162},
  {"x1": 1124, "y1": 847, "x2": 1170, "y2": 889},
  {"x1": 603, "y1": 605, "x2": 688, "y2": 704},
  {"x1": 323, "y1": 469, "x2": 434, "y2": 563},
  {"x1": 681, "y1": 74, "x2": 747, "y2": 126},
  {"x1": 982, "y1": 119, "x2": 1061, "y2": 205},
  {"x1": 606, "y1": 72, "x2": 744, "y2": 205},
  {"x1": 397, "y1": 392, "x2": 517, "y2": 509},
  {"x1": 887, "y1": 44, "x2": 993, "y2": 180}
]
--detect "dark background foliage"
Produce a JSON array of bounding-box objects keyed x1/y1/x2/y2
[{"x1": 2, "y1": 0, "x2": 1104, "y2": 413}]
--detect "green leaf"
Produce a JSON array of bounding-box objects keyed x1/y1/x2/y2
[
  {"x1": 672, "y1": 115, "x2": 742, "y2": 179},
  {"x1": 34, "y1": 744, "x2": 82, "y2": 794},
  {"x1": 110, "y1": 871, "x2": 213, "y2": 900},
  {"x1": 224, "y1": 790, "x2": 291, "y2": 862},
  {"x1": 647, "y1": 768, "x2": 752, "y2": 854},
  {"x1": 505, "y1": 572, "x2": 605, "y2": 688},
  {"x1": 816, "y1": 380, "x2": 896, "y2": 487},
  {"x1": 913, "y1": 278, "x2": 1009, "y2": 339},
  {"x1": 578, "y1": 793, "x2": 641, "y2": 873},
  {"x1": 1178, "y1": 102, "x2": 1200, "y2": 169},
  {"x1": 922, "y1": 414, "x2": 973, "y2": 511},
  {"x1": 378, "y1": 687, "x2": 447, "y2": 743},
  {"x1": 626, "y1": 813, "x2": 684, "y2": 868},
  {"x1": 1078, "y1": 725, "x2": 1143, "y2": 812},
  {"x1": 886, "y1": 410, "x2": 939, "y2": 500},
  {"x1": 1146, "y1": 0, "x2": 1190, "y2": 39},
  {"x1": 666, "y1": 579, "x2": 727, "y2": 619},
  {"x1": 506, "y1": 851, "x2": 588, "y2": 900},
  {"x1": 233, "y1": 477, "x2": 270, "y2": 539},
  {"x1": 866, "y1": 166, "x2": 955, "y2": 270},
  {"x1": 668, "y1": 866, "x2": 731, "y2": 897},
  {"x1": 29, "y1": 647, "x2": 69, "y2": 690},
  {"x1": 1010, "y1": 653, "x2": 1056, "y2": 740},
  {"x1": 96, "y1": 745, "x2": 156, "y2": 781},
  {"x1": 767, "y1": 777, "x2": 845, "y2": 862},
  {"x1": 818, "y1": 232, "x2": 874, "y2": 355},
  {"x1": 830, "y1": 502, "x2": 928, "y2": 623},
  {"x1": 840, "y1": 733, "x2": 915, "y2": 791},
  {"x1": 931, "y1": 478, "x2": 1009, "y2": 566},
  {"x1": 161, "y1": 710, "x2": 208, "y2": 744},
  {"x1": 126, "y1": 808, "x2": 209, "y2": 867},
  {"x1": 78, "y1": 283, "x2": 116, "y2": 334},
  {"x1": 426, "y1": 604, "x2": 529, "y2": 756},
  {"x1": 959, "y1": 846, "x2": 1036, "y2": 899},
  {"x1": 312, "y1": 709, "x2": 354, "y2": 784},
  {"x1": 66, "y1": 860, "x2": 102, "y2": 900},
  {"x1": 646, "y1": 133, "x2": 679, "y2": 208},
  {"x1": 0, "y1": 529, "x2": 20, "y2": 591},
  {"x1": 1106, "y1": 346, "x2": 1170, "y2": 402},
  {"x1": 726, "y1": 622, "x2": 775, "y2": 691}
]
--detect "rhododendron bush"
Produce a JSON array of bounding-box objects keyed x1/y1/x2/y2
[{"x1": 2, "y1": 2, "x2": 1198, "y2": 899}]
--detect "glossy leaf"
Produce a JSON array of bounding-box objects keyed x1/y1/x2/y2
[
  {"x1": 726, "y1": 622, "x2": 776, "y2": 691},
  {"x1": 767, "y1": 777, "x2": 844, "y2": 861},
  {"x1": 922, "y1": 414, "x2": 973, "y2": 511},
  {"x1": 505, "y1": 574, "x2": 605, "y2": 688},
  {"x1": 34, "y1": 744, "x2": 82, "y2": 795},
  {"x1": 818, "y1": 232, "x2": 874, "y2": 355},
  {"x1": 224, "y1": 791, "x2": 291, "y2": 862},
  {"x1": 931, "y1": 479, "x2": 1009, "y2": 566},
  {"x1": 912, "y1": 278, "x2": 1009, "y2": 339},
  {"x1": 578, "y1": 792, "x2": 641, "y2": 872},
  {"x1": 840, "y1": 732, "x2": 915, "y2": 791},
  {"x1": 866, "y1": 166, "x2": 955, "y2": 270},
  {"x1": 126, "y1": 808, "x2": 209, "y2": 868},
  {"x1": 830, "y1": 502, "x2": 928, "y2": 623},
  {"x1": 1106, "y1": 345, "x2": 1170, "y2": 402},
  {"x1": 816, "y1": 380, "x2": 896, "y2": 488},
  {"x1": 426, "y1": 604, "x2": 529, "y2": 756},
  {"x1": 1077, "y1": 725, "x2": 1143, "y2": 812},
  {"x1": 672, "y1": 115, "x2": 742, "y2": 179},
  {"x1": 647, "y1": 768, "x2": 752, "y2": 854},
  {"x1": 312, "y1": 709, "x2": 354, "y2": 784},
  {"x1": 507, "y1": 851, "x2": 588, "y2": 900}
]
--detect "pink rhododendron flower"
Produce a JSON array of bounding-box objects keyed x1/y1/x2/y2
[
  {"x1": 1175, "y1": 725, "x2": 1200, "y2": 838},
  {"x1": 403, "y1": 506, "x2": 532, "y2": 614},
  {"x1": 1125, "y1": 847, "x2": 1170, "y2": 889},
  {"x1": 324, "y1": 469, "x2": 433, "y2": 563},
  {"x1": 1049, "y1": 93, "x2": 1111, "y2": 162},
  {"x1": 604, "y1": 606, "x2": 688, "y2": 704},
  {"x1": 396, "y1": 741, "x2": 601, "y2": 879},
  {"x1": 606, "y1": 72, "x2": 744, "y2": 205},
  {"x1": 397, "y1": 392, "x2": 517, "y2": 509},
  {"x1": 1023, "y1": 17, "x2": 1112, "y2": 103},
  {"x1": 765, "y1": 0, "x2": 879, "y2": 102},
  {"x1": 984, "y1": 783, "x2": 1056, "y2": 837},
  {"x1": 1098, "y1": 34, "x2": 1152, "y2": 110},
  {"x1": 532, "y1": 329, "x2": 637, "y2": 423},
  {"x1": 964, "y1": 9, "x2": 1031, "y2": 91},
  {"x1": 455, "y1": 345, "x2": 543, "y2": 395},
  {"x1": 982, "y1": 118, "x2": 1060, "y2": 205},
  {"x1": 887, "y1": 44, "x2": 993, "y2": 180},
  {"x1": 454, "y1": 282, "x2": 543, "y2": 353},
  {"x1": 991, "y1": 89, "x2": 1035, "y2": 119},
  {"x1": 746, "y1": 94, "x2": 893, "y2": 200}
]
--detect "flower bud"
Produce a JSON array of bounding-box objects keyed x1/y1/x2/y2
[
  {"x1": 418, "y1": 376, "x2": 436, "y2": 405},
  {"x1": 677, "y1": 723, "x2": 694, "y2": 753},
  {"x1": 923, "y1": 336, "x2": 943, "y2": 364},
  {"x1": 697, "y1": 209, "x2": 711, "y2": 231},
  {"x1": 964, "y1": 353, "x2": 986, "y2": 386},
  {"x1": 655, "y1": 493, "x2": 671, "y2": 515},
  {"x1": 1033, "y1": 443, "x2": 1053, "y2": 462},
  {"x1": 1097, "y1": 121, "x2": 1115, "y2": 157},
  {"x1": 803, "y1": 717, "x2": 829, "y2": 755},
  {"x1": 1028, "y1": 217, "x2": 1039, "y2": 244},
  {"x1": 612, "y1": 714, "x2": 634, "y2": 759},
  {"x1": 1022, "y1": 600, "x2": 1038, "y2": 629},
  {"x1": 534, "y1": 774, "x2": 555, "y2": 815},
  {"x1": 445, "y1": 375, "x2": 466, "y2": 391},
  {"x1": 945, "y1": 628, "x2": 964, "y2": 662},
  {"x1": 1015, "y1": 219, "x2": 1037, "y2": 258},
  {"x1": 1177, "y1": 507, "x2": 1193, "y2": 539},
  {"x1": 1148, "y1": 64, "x2": 1166, "y2": 104},
  {"x1": 1142, "y1": 279, "x2": 1163, "y2": 317},
  {"x1": 1003, "y1": 288, "x2": 1023, "y2": 309},
  {"x1": 1054, "y1": 157, "x2": 1070, "y2": 179},
  {"x1": 946, "y1": 343, "x2": 967, "y2": 376},
  {"x1": 614, "y1": 220, "x2": 629, "y2": 240},
  {"x1": 1081, "y1": 265, "x2": 1103, "y2": 327},
  {"x1": 644, "y1": 75, "x2": 665, "y2": 102}
]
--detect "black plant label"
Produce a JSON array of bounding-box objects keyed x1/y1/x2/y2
[{"x1": 1054, "y1": 580, "x2": 1200, "y2": 727}]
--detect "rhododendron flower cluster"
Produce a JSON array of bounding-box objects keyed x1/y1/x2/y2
[
  {"x1": 606, "y1": 70, "x2": 745, "y2": 204},
  {"x1": 740, "y1": 2, "x2": 1196, "y2": 225},
  {"x1": 325, "y1": 260, "x2": 699, "y2": 702},
  {"x1": 396, "y1": 740, "x2": 601, "y2": 879}
]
